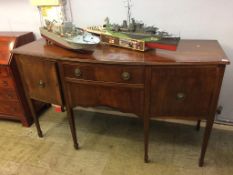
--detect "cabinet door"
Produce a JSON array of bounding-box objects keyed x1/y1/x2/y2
[
  {"x1": 17, "y1": 55, "x2": 62, "y2": 105},
  {"x1": 150, "y1": 66, "x2": 218, "y2": 118}
]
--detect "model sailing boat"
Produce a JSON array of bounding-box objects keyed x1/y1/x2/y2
[
  {"x1": 35, "y1": 0, "x2": 100, "y2": 52},
  {"x1": 87, "y1": 0, "x2": 180, "y2": 51}
]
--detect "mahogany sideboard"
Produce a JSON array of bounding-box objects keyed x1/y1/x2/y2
[
  {"x1": 0, "y1": 32, "x2": 36, "y2": 126},
  {"x1": 12, "y1": 39, "x2": 230, "y2": 166}
]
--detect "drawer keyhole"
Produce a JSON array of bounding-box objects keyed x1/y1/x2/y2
[{"x1": 176, "y1": 92, "x2": 186, "y2": 100}]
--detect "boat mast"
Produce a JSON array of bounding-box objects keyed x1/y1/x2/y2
[
  {"x1": 125, "y1": 0, "x2": 132, "y2": 27},
  {"x1": 61, "y1": 0, "x2": 67, "y2": 22},
  {"x1": 60, "y1": 0, "x2": 73, "y2": 23}
]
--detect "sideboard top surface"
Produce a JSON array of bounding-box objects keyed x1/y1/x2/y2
[{"x1": 12, "y1": 39, "x2": 230, "y2": 65}]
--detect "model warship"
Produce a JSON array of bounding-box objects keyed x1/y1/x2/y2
[
  {"x1": 34, "y1": 0, "x2": 100, "y2": 53},
  {"x1": 87, "y1": 0, "x2": 180, "y2": 51}
]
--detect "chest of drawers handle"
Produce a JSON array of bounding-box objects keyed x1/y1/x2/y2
[
  {"x1": 38, "y1": 80, "x2": 46, "y2": 88},
  {"x1": 12, "y1": 107, "x2": 17, "y2": 112},
  {"x1": 2, "y1": 80, "x2": 8, "y2": 87},
  {"x1": 121, "y1": 72, "x2": 131, "y2": 81},
  {"x1": 74, "y1": 68, "x2": 82, "y2": 77},
  {"x1": 176, "y1": 92, "x2": 186, "y2": 100},
  {"x1": 7, "y1": 93, "x2": 14, "y2": 99}
]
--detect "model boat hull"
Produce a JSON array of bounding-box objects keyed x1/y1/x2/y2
[
  {"x1": 114, "y1": 32, "x2": 180, "y2": 51},
  {"x1": 145, "y1": 38, "x2": 180, "y2": 51},
  {"x1": 145, "y1": 42, "x2": 177, "y2": 51}
]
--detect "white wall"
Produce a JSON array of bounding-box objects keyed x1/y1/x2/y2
[{"x1": 1, "y1": 0, "x2": 233, "y2": 121}]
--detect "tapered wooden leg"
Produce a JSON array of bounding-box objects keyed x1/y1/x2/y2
[
  {"x1": 29, "y1": 99, "x2": 43, "y2": 137},
  {"x1": 34, "y1": 116, "x2": 43, "y2": 138},
  {"x1": 61, "y1": 105, "x2": 66, "y2": 112},
  {"x1": 67, "y1": 108, "x2": 79, "y2": 149},
  {"x1": 196, "y1": 120, "x2": 201, "y2": 131},
  {"x1": 144, "y1": 118, "x2": 150, "y2": 163},
  {"x1": 143, "y1": 67, "x2": 151, "y2": 163},
  {"x1": 199, "y1": 118, "x2": 214, "y2": 167}
]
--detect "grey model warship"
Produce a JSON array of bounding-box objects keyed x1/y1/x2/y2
[
  {"x1": 87, "y1": 0, "x2": 180, "y2": 51},
  {"x1": 40, "y1": 20, "x2": 100, "y2": 53}
]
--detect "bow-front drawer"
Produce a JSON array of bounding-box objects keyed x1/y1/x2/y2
[{"x1": 62, "y1": 63, "x2": 145, "y2": 84}]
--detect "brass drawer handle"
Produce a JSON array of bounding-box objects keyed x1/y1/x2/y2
[
  {"x1": 176, "y1": 92, "x2": 186, "y2": 100},
  {"x1": 2, "y1": 80, "x2": 8, "y2": 87},
  {"x1": 74, "y1": 68, "x2": 82, "y2": 77},
  {"x1": 121, "y1": 72, "x2": 131, "y2": 81},
  {"x1": 38, "y1": 80, "x2": 45, "y2": 88}
]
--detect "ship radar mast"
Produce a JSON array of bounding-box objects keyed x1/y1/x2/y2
[{"x1": 125, "y1": 0, "x2": 133, "y2": 28}]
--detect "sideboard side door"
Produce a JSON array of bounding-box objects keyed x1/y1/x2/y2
[{"x1": 149, "y1": 66, "x2": 219, "y2": 119}]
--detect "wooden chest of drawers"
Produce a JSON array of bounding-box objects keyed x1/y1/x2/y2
[{"x1": 0, "y1": 32, "x2": 35, "y2": 126}]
